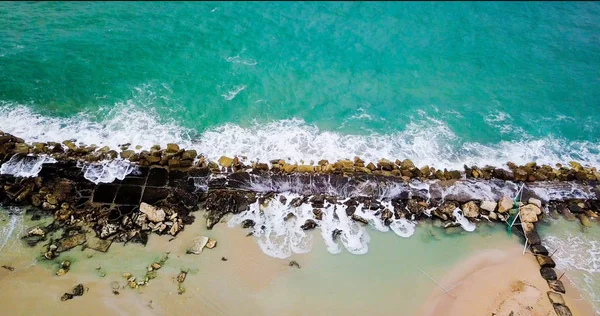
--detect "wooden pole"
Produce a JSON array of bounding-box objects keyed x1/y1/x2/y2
[
  {"x1": 549, "y1": 248, "x2": 559, "y2": 258},
  {"x1": 557, "y1": 271, "x2": 566, "y2": 281}
]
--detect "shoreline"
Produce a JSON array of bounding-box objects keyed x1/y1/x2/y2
[{"x1": 419, "y1": 245, "x2": 595, "y2": 316}]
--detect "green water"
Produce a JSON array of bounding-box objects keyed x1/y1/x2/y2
[{"x1": 0, "y1": 2, "x2": 599, "y2": 164}]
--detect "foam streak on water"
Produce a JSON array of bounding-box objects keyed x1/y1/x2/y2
[{"x1": 1, "y1": 103, "x2": 600, "y2": 170}]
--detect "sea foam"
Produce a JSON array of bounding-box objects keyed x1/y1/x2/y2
[
  {"x1": 0, "y1": 154, "x2": 56, "y2": 177},
  {"x1": 2, "y1": 102, "x2": 599, "y2": 171},
  {"x1": 81, "y1": 159, "x2": 139, "y2": 184}
]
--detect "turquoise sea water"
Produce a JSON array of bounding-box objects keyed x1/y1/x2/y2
[{"x1": 1, "y1": 2, "x2": 599, "y2": 168}]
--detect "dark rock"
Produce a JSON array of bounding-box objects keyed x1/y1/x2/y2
[
  {"x1": 72, "y1": 284, "x2": 85, "y2": 296},
  {"x1": 57, "y1": 234, "x2": 87, "y2": 252},
  {"x1": 540, "y1": 267, "x2": 557, "y2": 280},
  {"x1": 289, "y1": 260, "x2": 301, "y2": 268},
  {"x1": 221, "y1": 257, "x2": 228, "y2": 261},
  {"x1": 279, "y1": 195, "x2": 287, "y2": 205},
  {"x1": 552, "y1": 304, "x2": 573, "y2": 316},
  {"x1": 241, "y1": 219, "x2": 255, "y2": 229},
  {"x1": 547, "y1": 291, "x2": 566, "y2": 306},
  {"x1": 2, "y1": 265, "x2": 14, "y2": 271},
  {"x1": 560, "y1": 206, "x2": 577, "y2": 221},
  {"x1": 300, "y1": 219, "x2": 317, "y2": 230},
  {"x1": 205, "y1": 190, "x2": 255, "y2": 229},
  {"x1": 351, "y1": 214, "x2": 368, "y2": 225},
  {"x1": 381, "y1": 209, "x2": 393, "y2": 225},
  {"x1": 521, "y1": 223, "x2": 541, "y2": 246},
  {"x1": 548, "y1": 280, "x2": 566, "y2": 294},
  {"x1": 530, "y1": 244, "x2": 549, "y2": 255},
  {"x1": 60, "y1": 293, "x2": 73, "y2": 301},
  {"x1": 87, "y1": 238, "x2": 113, "y2": 252},
  {"x1": 535, "y1": 255, "x2": 556, "y2": 268},
  {"x1": 568, "y1": 203, "x2": 584, "y2": 214},
  {"x1": 332, "y1": 229, "x2": 342, "y2": 241},
  {"x1": 313, "y1": 208, "x2": 323, "y2": 221}
]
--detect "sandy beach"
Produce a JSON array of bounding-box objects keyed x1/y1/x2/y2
[{"x1": 420, "y1": 246, "x2": 595, "y2": 316}]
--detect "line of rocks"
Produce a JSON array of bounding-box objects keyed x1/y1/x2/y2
[
  {"x1": 2, "y1": 131, "x2": 600, "y2": 182},
  {"x1": 516, "y1": 200, "x2": 574, "y2": 316},
  {"x1": 2, "y1": 160, "x2": 599, "y2": 260}
]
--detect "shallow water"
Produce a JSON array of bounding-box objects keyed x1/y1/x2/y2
[
  {"x1": 540, "y1": 219, "x2": 600, "y2": 315},
  {"x1": 0, "y1": 206, "x2": 526, "y2": 315}
]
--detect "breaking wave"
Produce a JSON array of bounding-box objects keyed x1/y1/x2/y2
[{"x1": 1, "y1": 102, "x2": 599, "y2": 170}]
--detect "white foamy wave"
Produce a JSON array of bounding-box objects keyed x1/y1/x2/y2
[
  {"x1": 82, "y1": 159, "x2": 139, "y2": 184},
  {"x1": 452, "y1": 208, "x2": 476, "y2": 232},
  {"x1": 0, "y1": 154, "x2": 56, "y2": 177},
  {"x1": 389, "y1": 218, "x2": 416, "y2": 237},
  {"x1": 228, "y1": 193, "x2": 419, "y2": 258},
  {"x1": 0, "y1": 102, "x2": 194, "y2": 153},
  {"x1": 227, "y1": 193, "x2": 314, "y2": 259},
  {"x1": 195, "y1": 119, "x2": 600, "y2": 170},
  {"x1": 2, "y1": 102, "x2": 600, "y2": 170}
]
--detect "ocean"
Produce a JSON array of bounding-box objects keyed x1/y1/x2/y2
[
  {"x1": 1, "y1": 2, "x2": 599, "y2": 169},
  {"x1": 1, "y1": 1, "x2": 599, "y2": 315}
]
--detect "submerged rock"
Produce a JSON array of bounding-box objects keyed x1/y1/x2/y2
[
  {"x1": 187, "y1": 236, "x2": 209, "y2": 255},
  {"x1": 177, "y1": 271, "x2": 187, "y2": 283},
  {"x1": 57, "y1": 234, "x2": 87, "y2": 252},
  {"x1": 206, "y1": 238, "x2": 217, "y2": 249},
  {"x1": 72, "y1": 284, "x2": 85, "y2": 296},
  {"x1": 289, "y1": 260, "x2": 301, "y2": 269},
  {"x1": 60, "y1": 293, "x2": 73, "y2": 301}
]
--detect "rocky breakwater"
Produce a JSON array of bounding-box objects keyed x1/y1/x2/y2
[
  {"x1": 1, "y1": 131, "x2": 599, "y2": 259},
  {"x1": 511, "y1": 198, "x2": 578, "y2": 316}
]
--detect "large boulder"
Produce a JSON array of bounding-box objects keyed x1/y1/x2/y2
[
  {"x1": 139, "y1": 203, "x2": 166, "y2": 223},
  {"x1": 536, "y1": 255, "x2": 556, "y2": 268},
  {"x1": 528, "y1": 198, "x2": 542, "y2": 208},
  {"x1": 520, "y1": 204, "x2": 540, "y2": 223},
  {"x1": 497, "y1": 196, "x2": 513, "y2": 213},
  {"x1": 461, "y1": 201, "x2": 479, "y2": 218},
  {"x1": 218, "y1": 156, "x2": 233, "y2": 168},
  {"x1": 547, "y1": 291, "x2": 565, "y2": 305},
  {"x1": 480, "y1": 200, "x2": 497, "y2": 213}
]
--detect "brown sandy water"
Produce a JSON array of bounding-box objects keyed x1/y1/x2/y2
[{"x1": 0, "y1": 208, "x2": 595, "y2": 315}]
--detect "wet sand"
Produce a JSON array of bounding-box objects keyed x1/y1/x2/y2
[{"x1": 420, "y1": 246, "x2": 595, "y2": 316}]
